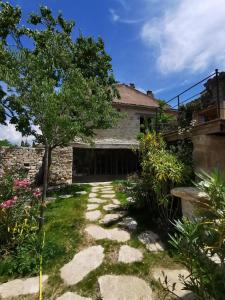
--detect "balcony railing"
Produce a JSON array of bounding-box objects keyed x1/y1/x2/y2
[{"x1": 155, "y1": 69, "x2": 225, "y2": 134}]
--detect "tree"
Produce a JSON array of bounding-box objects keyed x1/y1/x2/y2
[{"x1": 0, "y1": 2, "x2": 120, "y2": 228}]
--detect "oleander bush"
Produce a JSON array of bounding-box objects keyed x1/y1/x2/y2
[
  {"x1": 0, "y1": 169, "x2": 41, "y2": 275},
  {"x1": 170, "y1": 171, "x2": 225, "y2": 300}
]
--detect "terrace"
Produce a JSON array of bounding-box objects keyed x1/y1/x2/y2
[{"x1": 157, "y1": 70, "x2": 225, "y2": 141}]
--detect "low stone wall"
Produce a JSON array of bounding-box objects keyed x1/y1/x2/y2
[{"x1": 0, "y1": 146, "x2": 73, "y2": 185}]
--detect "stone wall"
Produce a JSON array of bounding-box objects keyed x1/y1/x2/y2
[
  {"x1": 77, "y1": 106, "x2": 155, "y2": 148},
  {"x1": 0, "y1": 146, "x2": 73, "y2": 185},
  {"x1": 192, "y1": 134, "x2": 225, "y2": 173}
]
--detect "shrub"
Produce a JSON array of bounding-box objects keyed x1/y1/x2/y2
[
  {"x1": 137, "y1": 132, "x2": 188, "y2": 233},
  {"x1": 169, "y1": 171, "x2": 225, "y2": 300}
]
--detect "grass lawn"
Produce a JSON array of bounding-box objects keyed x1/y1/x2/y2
[{"x1": 0, "y1": 182, "x2": 182, "y2": 299}]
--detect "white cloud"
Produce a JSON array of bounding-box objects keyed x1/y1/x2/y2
[
  {"x1": 141, "y1": 0, "x2": 225, "y2": 73},
  {"x1": 110, "y1": 9, "x2": 120, "y2": 22},
  {"x1": 0, "y1": 122, "x2": 40, "y2": 145},
  {"x1": 109, "y1": 8, "x2": 145, "y2": 24}
]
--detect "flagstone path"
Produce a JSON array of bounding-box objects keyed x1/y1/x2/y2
[{"x1": 0, "y1": 181, "x2": 193, "y2": 299}]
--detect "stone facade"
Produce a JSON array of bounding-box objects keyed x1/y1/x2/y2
[
  {"x1": 73, "y1": 106, "x2": 155, "y2": 149},
  {"x1": 0, "y1": 146, "x2": 73, "y2": 185}
]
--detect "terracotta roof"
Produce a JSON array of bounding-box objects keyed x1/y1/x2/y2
[{"x1": 113, "y1": 84, "x2": 159, "y2": 108}]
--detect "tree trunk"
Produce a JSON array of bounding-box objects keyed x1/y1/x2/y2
[
  {"x1": 39, "y1": 142, "x2": 49, "y2": 230},
  {"x1": 35, "y1": 146, "x2": 53, "y2": 187}
]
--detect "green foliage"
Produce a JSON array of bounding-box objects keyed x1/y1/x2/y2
[
  {"x1": 169, "y1": 171, "x2": 225, "y2": 300},
  {"x1": 0, "y1": 139, "x2": 14, "y2": 147},
  {"x1": 137, "y1": 132, "x2": 189, "y2": 232},
  {"x1": 153, "y1": 99, "x2": 176, "y2": 132}
]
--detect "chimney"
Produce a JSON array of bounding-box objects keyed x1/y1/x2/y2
[
  {"x1": 130, "y1": 83, "x2": 135, "y2": 89},
  {"x1": 147, "y1": 90, "x2": 154, "y2": 98}
]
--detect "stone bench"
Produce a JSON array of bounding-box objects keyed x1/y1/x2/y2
[{"x1": 171, "y1": 187, "x2": 209, "y2": 219}]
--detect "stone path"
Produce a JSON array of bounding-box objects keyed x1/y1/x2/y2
[{"x1": 0, "y1": 182, "x2": 192, "y2": 299}]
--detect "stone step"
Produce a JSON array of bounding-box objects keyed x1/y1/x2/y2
[
  {"x1": 98, "y1": 275, "x2": 152, "y2": 300},
  {"x1": 0, "y1": 275, "x2": 48, "y2": 299},
  {"x1": 60, "y1": 245, "x2": 104, "y2": 286},
  {"x1": 118, "y1": 245, "x2": 143, "y2": 263},
  {"x1": 85, "y1": 225, "x2": 130, "y2": 242}
]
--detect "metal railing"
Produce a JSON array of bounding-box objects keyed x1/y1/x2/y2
[{"x1": 155, "y1": 69, "x2": 224, "y2": 133}]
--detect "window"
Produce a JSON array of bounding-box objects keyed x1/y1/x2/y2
[{"x1": 140, "y1": 116, "x2": 152, "y2": 133}]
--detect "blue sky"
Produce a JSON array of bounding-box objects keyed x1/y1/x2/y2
[{"x1": 1, "y1": 0, "x2": 225, "y2": 143}]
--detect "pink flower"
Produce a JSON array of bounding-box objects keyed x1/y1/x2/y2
[
  {"x1": 33, "y1": 188, "x2": 42, "y2": 198},
  {"x1": 0, "y1": 198, "x2": 17, "y2": 209},
  {"x1": 14, "y1": 179, "x2": 31, "y2": 189}
]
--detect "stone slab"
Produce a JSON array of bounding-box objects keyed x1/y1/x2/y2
[
  {"x1": 101, "y1": 194, "x2": 116, "y2": 199},
  {"x1": 153, "y1": 268, "x2": 194, "y2": 299},
  {"x1": 98, "y1": 275, "x2": 152, "y2": 300},
  {"x1": 85, "y1": 225, "x2": 130, "y2": 242},
  {"x1": 89, "y1": 193, "x2": 97, "y2": 198},
  {"x1": 118, "y1": 245, "x2": 143, "y2": 263},
  {"x1": 85, "y1": 210, "x2": 101, "y2": 221},
  {"x1": 59, "y1": 194, "x2": 73, "y2": 199},
  {"x1": 0, "y1": 275, "x2": 48, "y2": 298},
  {"x1": 100, "y1": 191, "x2": 115, "y2": 194},
  {"x1": 91, "y1": 187, "x2": 100, "y2": 192},
  {"x1": 57, "y1": 292, "x2": 92, "y2": 300},
  {"x1": 76, "y1": 191, "x2": 87, "y2": 195},
  {"x1": 60, "y1": 245, "x2": 104, "y2": 285},
  {"x1": 99, "y1": 213, "x2": 125, "y2": 225},
  {"x1": 118, "y1": 217, "x2": 137, "y2": 232},
  {"x1": 112, "y1": 199, "x2": 120, "y2": 205},
  {"x1": 87, "y1": 204, "x2": 99, "y2": 211},
  {"x1": 103, "y1": 204, "x2": 120, "y2": 211},
  {"x1": 138, "y1": 231, "x2": 165, "y2": 252},
  {"x1": 100, "y1": 188, "x2": 114, "y2": 192},
  {"x1": 88, "y1": 198, "x2": 107, "y2": 204}
]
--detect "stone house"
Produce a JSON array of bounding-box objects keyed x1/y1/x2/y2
[
  {"x1": 72, "y1": 83, "x2": 160, "y2": 182},
  {"x1": 0, "y1": 84, "x2": 161, "y2": 184}
]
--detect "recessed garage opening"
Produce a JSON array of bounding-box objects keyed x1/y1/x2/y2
[{"x1": 73, "y1": 148, "x2": 139, "y2": 182}]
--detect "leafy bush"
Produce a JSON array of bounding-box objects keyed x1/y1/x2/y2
[
  {"x1": 170, "y1": 171, "x2": 225, "y2": 300},
  {"x1": 137, "y1": 132, "x2": 188, "y2": 232}
]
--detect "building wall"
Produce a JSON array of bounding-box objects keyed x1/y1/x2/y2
[
  {"x1": 192, "y1": 135, "x2": 225, "y2": 173},
  {"x1": 0, "y1": 146, "x2": 73, "y2": 185},
  {"x1": 74, "y1": 106, "x2": 155, "y2": 148}
]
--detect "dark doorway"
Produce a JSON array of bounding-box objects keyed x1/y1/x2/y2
[{"x1": 73, "y1": 148, "x2": 139, "y2": 182}]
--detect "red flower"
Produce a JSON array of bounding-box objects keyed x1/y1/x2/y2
[{"x1": 33, "y1": 188, "x2": 42, "y2": 198}]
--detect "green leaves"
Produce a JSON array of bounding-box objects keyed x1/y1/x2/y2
[{"x1": 0, "y1": 2, "x2": 119, "y2": 147}]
